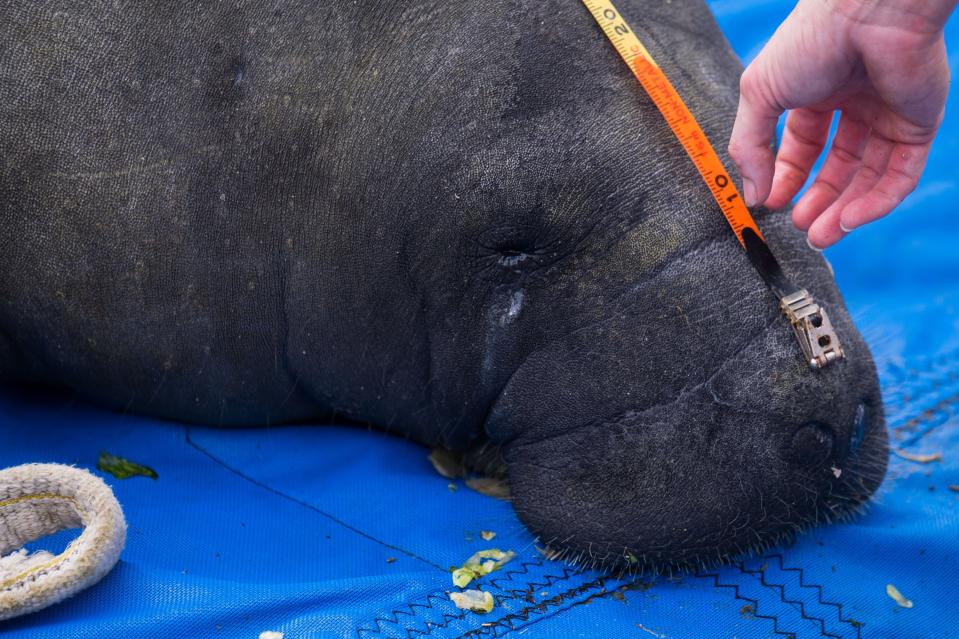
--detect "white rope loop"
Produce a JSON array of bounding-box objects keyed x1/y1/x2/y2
[{"x1": 0, "y1": 463, "x2": 126, "y2": 621}]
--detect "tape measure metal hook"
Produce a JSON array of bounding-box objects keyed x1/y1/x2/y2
[{"x1": 581, "y1": 0, "x2": 844, "y2": 369}]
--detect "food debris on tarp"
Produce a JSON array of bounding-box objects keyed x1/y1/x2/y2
[
  {"x1": 892, "y1": 449, "x2": 942, "y2": 464},
  {"x1": 536, "y1": 545, "x2": 563, "y2": 561},
  {"x1": 429, "y1": 448, "x2": 466, "y2": 479},
  {"x1": 259, "y1": 632, "x2": 284, "y2": 639},
  {"x1": 480, "y1": 530, "x2": 496, "y2": 541},
  {"x1": 449, "y1": 589, "x2": 494, "y2": 613},
  {"x1": 947, "y1": 485, "x2": 959, "y2": 493},
  {"x1": 386, "y1": 557, "x2": 396, "y2": 564},
  {"x1": 452, "y1": 549, "x2": 516, "y2": 588},
  {"x1": 886, "y1": 583, "x2": 914, "y2": 608},
  {"x1": 447, "y1": 483, "x2": 457, "y2": 492},
  {"x1": 97, "y1": 451, "x2": 158, "y2": 480},
  {"x1": 466, "y1": 476, "x2": 511, "y2": 500},
  {"x1": 635, "y1": 623, "x2": 665, "y2": 638}
]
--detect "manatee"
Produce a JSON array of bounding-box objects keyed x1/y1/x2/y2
[{"x1": 0, "y1": 0, "x2": 887, "y2": 569}]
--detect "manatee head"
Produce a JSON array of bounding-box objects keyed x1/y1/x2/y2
[
  {"x1": 480, "y1": 208, "x2": 888, "y2": 569},
  {"x1": 380, "y1": 2, "x2": 889, "y2": 569}
]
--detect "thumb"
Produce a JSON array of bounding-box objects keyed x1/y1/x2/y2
[{"x1": 728, "y1": 64, "x2": 782, "y2": 207}]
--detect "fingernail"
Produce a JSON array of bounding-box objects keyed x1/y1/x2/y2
[
  {"x1": 742, "y1": 178, "x2": 757, "y2": 207},
  {"x1": 838, "y1": 218, "x2": 855, "y2": 233},
  {"x1": 806, "y1": 237, "x2": 824, "y2": 253}
]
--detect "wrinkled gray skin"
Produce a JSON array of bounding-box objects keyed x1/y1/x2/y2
[{"x1": 0, "y1": 0, "x2": 887, "y2": 569}]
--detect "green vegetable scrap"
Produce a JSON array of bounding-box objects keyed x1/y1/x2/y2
[
  {"x1": 449, "y1": 589, "x2": 494, "y2": 613},
  {"x1": 451, "y1": 549, "x2": 516, "y2": 588},
  {"x1": 97, "y1": 451, "x2": 158, "y2": 480}
]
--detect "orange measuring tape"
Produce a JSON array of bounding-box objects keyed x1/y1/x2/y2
[{"x1": 581, "y1": 0, "x2": 845, "y2": 369}]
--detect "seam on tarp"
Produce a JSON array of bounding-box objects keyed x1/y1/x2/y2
[
  {"x1": 766, "y1": 554, "x2": 864, "y2": 638},
  {"x1": 356, "y1": 591, "x2": 469, "y2": 639},
  {"x1": 739, "y1": 555, "x2": 862, "y2": 639},
  {"x1": 184, "y1": 428, "x2": 447, "y2": 571},
  {"x1": 695, "y1": 564, "x2": 799, "y2": 639},
  {"x1": 356, "y1": 559, "x2": 585, "y2": 638},
  {"x1": 893, "y1": 388, "x2": 959, "y2": 447},
  {"x1": 458, "y1": 575, "x2": 610, "y2": 638}
]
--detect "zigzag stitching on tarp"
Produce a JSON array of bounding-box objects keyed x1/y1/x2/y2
[
  {"x1": 356, "y1": 592, "x2": 468, "y2": 639},
  {"x1": 694, "y1": 567, "x2": 798, "y2": 638},
  {"x1": 738, "y1": 561, "x2": 844, "y2": 639},
  {"x1": 766, "y1": 554, "x2": 863, "y2": 639},
  {"x1": 879, "y1": 351, "x2": 959, "y2": 421},
  {"x1": 893, "y1": 388, "x2": 959, "y2": 446},
  {"x1": 482, "y1": 561, "x2": 584, "y2": 602},
  {"x1": 879, "y1": 344, "x2": 959, "y2": 384},
  {"x1": 457, "y1": 575, "x2": 612, "y2": 638},
  {"x1": 355, "y1": 559, "x2": 582, "y2": 639},
  {"x1": 408, "y1": 562, "x2": 585, "y2": 639}
]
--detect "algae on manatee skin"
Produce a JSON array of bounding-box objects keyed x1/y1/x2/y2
[{"x1": 97, "y1": 451, "x2": 158, "y2": 480}]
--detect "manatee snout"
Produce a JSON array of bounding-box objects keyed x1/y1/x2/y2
[{"x1": 488, "y1": 241, "x2": 887, "y2": 571}]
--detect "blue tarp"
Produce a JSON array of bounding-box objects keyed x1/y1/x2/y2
[{"x1": 3, "y1": 2, "x2": 959, "y2": 637}]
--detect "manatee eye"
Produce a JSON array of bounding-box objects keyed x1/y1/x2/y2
[
  {"x1": 497, "y1": 248, "x2": 533, "y2": 269},
  {"x1": 781, "y1": 421, "x2": 835, "y2": 466}
]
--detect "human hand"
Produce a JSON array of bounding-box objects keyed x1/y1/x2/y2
[{"x1": 727, "y1": 0, "x2": 955, "y2": 249}]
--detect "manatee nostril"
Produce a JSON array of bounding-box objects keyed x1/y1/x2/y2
[{"x1": 781, "y1": 421, "x2": 835, "y2": 466}]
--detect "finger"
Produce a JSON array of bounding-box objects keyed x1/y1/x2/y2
[
  {"x1": 792, "y1": 113, "x2": 871, "y2": 231},
  {"x1": 728, "y1": 65, "x2": 782, "y2": 207},
  {"x1": 807, "y1": 134, "x2": 894, "y2": 249},
  {"x1": 838, "y1": 141, "x2": 930, "y2": 231},
  {"x1": 764, "y1": 108, "x2": 833, "y2": 209}
]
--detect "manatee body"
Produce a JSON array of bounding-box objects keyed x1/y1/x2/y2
[{"x1": 0, "y1": 0, "x2": 887, "y2": 568}]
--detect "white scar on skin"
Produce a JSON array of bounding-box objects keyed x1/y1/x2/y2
[{"x1": 499, "y1": 290, "x2": 525, "y2": 327}]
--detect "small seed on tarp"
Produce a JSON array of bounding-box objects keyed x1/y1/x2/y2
[
  {"x1": 886, "y1": 583, "x2": 913, "y2": 608},
  {"x1": 480, "y1": 530, "x2": 496, "y2": 541}
]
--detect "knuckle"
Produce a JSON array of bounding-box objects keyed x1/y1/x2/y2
[{"x1": 738, "y1": 66, "x2": 764, "y2": 102}]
